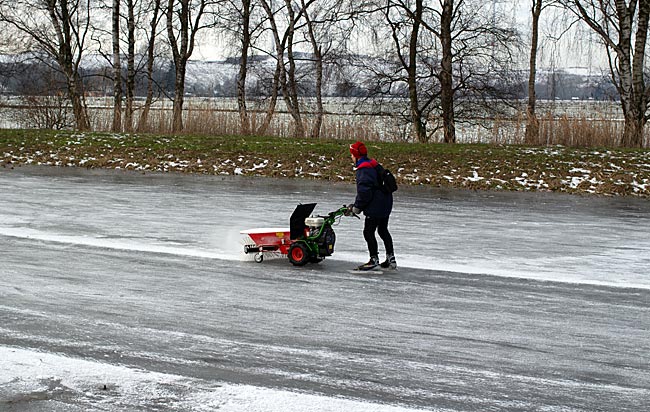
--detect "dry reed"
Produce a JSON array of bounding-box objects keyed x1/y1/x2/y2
[{"x1": 24, "y1": 99, "x2": 650, "y2": 148}]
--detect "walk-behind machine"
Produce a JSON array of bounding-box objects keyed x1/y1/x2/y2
[{"x1": 241, "y1": 203, "x2": 358, "y2": 266}]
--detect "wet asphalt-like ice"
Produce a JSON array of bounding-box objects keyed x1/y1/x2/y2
[{"x1": 1, "y1": 166, "x2": 649, "y2": 411}]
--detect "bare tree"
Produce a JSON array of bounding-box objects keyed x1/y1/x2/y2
[
  {"x1": 301, "y1": 0, "x2": 324, "y2": 138},
  {"x1": 525, "y1": 0, "x2": 544, "y2": 144},
  {"x1": 97, "y1": 0, "x2": 158, "y2": 132},
  {"x1": 112, "y1": 0, "x2": 123, "y2": 131},
  {"x1": 123, "y1": 0, "x2": 137, "y2": 132},
  {"x1": 422, "y1": 0, "x2": 519, "y2": 143},
  {"x1": 237, "y1": 0, "x2": 254, "y2": 135},
  {"x1": 364, "y1": 1, "x2": 518, "y2": 143},
  {"x1": 138, "y1": 0, "x2": 164, "y2": 132},
  {"x1": 358, "y1": 0, "x2": 438, "y2": 142},
  {"x1": 260, "y1": 0, "x2": 332, "y2": 138},
  {"x1": 1, "y1": 0, "x2": 92, "y2": 130},
  {"x1": 95, "y1": 0, "x2": 159, "y2": 131},
  {"x1": 223, "y1": 0, "x2": 350, "y2": 138},
  {"x1": 526, "y1": 1, "x2": 570, "y2": 145},
  {"x1": 567, "y1": 0, "x2": 649, "y2": 147},
  {"x1": 219, "y1": 0, "x2": 280, "y2": 136},
  {"x1": 166, "y1": 0, "x2": 217, "y2": 132},
  {"x1": 438, "y1": 0, "x2": 454, "y2": 143},
  {"x1": 259, "y1": 0, "x2": 305, "y2": 137},
  {"x1": 225, "y1": 0, "x2": 264, "y2": 135},
  {"x1": 281, "y1": 0, "x2": 305, "y2": 137},
  {"x1": 300, "y1": 0, "x2": 354, "y2": 138},
  {"x1": 384, "y1": 0, "x2": 430, "y2": 142},
  {"x1": 430, "y1": 0, "x2": 520, "y2": 143}
]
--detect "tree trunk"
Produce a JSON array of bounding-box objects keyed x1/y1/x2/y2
[
  {"x1": 237, "y1": 0, "x2": 251, "y2": 135},
  {"x1": 261, "y1": 0, "x2": 305, "y2": 138},
  {"x1": 409, "y1": 0, "x2": 426, "y2": 142},
  {"x1": 282, "y1": 0, "x2": 305, "y2": 138},
  {"x1": 166, "y1": 0, "x2": 206, "y2": 133},
  {"x1": 137, "y1": 0, "x2": 161, "y2": 132},
  {"x1": 255, "y1": 61, "x2": 281, "y2": 136},
  {"x1": 124, "y1": 0, "x2": 136, "y2": 132},
  {"x1": 235, "y1": 0, "x2": 279, "y2": 136},
  {"x1": 626, "y1": 0, "x2": 650, "y2": 147},
  {"x1": 525, "y1": 0, "x2": 542, "y2": 145},
  {"x1": 47, "y1": 0, "x2": 91, "y2": 131},
  {"x1": 68, "y1": 71, "x2": 90, "y2": 131},
  {"x1": 574, "y1": 0, "x2": 649, "y2": 147},
  {"x1": 112, "y1": 0, "x2": 123, "y2": 132},
  {"x1": 167, "y1": 0, "x2": 187, "y2": 133},
  {"x1": 615, "y1": 0, "x2": 648, "y2": 148},
  {"x1": 622, "y1": 110, "x2": 645, "y2": 147},
  {"x1": 172, "y1": 63, "x2": 186, "y2": 132},
  {"x1": 385, "y1": 0, "x2": 426, "y2": 142},
  {"x1": 616, "y1": 1, "x2": 636, "y2": 147},
  {"x1": 303, "y1": 5, "x2": 323, "y2": 138},
  {"x1": 440, "y1": 0, "x2": 456, "y2": 144}
]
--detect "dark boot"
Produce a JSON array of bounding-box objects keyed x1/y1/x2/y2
[
  {"x1": 357, "y1": 256, "x2": 379, "y2": 271},
  {"x1": 380, "y1": 254, "x2": 397, "y2": 270}
]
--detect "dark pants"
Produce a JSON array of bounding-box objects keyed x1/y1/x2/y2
[{"x1": 363, "y1": 216, "x2": 394, "y2": 258}]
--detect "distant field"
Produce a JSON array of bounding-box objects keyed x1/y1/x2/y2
[
  {"x1": 1, "y1": 97, "x2": 642, "y2": 147},
  {"x1": 1, "y1": 129, "x2": 649, "y2": 198}
]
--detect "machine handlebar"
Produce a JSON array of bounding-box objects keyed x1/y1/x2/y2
[
  {"x1": 338, "y1": 205, "x2": 360, "y2": 219},
  {"x1": 320, "y1": 206, "x2": 360, "y2": 222}
]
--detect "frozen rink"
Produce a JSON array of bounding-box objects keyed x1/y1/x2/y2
[{"x1": 1, "y1": 166, "x2": 649, "y2": 411}]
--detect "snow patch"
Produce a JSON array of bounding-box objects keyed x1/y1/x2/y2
[
  {"x1": 569, "y1": 168, "x2": 591, "y2": 174},
  {"x1": 464, "y1": 171, "x2": 484, "y2": 182},
  {"x1": 0, "y1": 346, "x2": 435, "y2": 412}
]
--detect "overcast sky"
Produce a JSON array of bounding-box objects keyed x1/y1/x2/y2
[{"x1": 188, "y1": 1, "x2": 609, "y2": 73}]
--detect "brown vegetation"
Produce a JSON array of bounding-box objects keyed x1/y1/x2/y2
[{"x1": 1, "y1": 129, "x2": 648, "y2": 198}]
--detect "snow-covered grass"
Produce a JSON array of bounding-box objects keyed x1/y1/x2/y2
[{"x1": 1, "y1": 129, "x2": 649, "y2": 197}]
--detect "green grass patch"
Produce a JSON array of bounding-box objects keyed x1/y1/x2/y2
[{"x1": 2, "y1": 129, "x2": 649, "y2": 198}]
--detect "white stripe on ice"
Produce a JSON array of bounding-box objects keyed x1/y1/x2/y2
[
  {"x1": 0, "y1": 226, "x2": 235, "y2": 260},
  {"x1": 3, "y1": 226, "x2": 649, "y2": 290}
]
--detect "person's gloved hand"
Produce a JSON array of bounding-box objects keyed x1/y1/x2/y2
[{"x1": 347, "y1": 204, "x2": 361, "y2": 215}]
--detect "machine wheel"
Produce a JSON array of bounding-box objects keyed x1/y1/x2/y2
[
  {"x1": 254, "y1": 253, "x2": 264, "y2": 263},
  {"x1": 288, "y1": 243, "x2": 310, "y2": 266}
]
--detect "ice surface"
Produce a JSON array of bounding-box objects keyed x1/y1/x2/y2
[
  {"x1": 240, "y1": 228, "x2": 290, "y2": 234},
  {"x1": 0, "y1": 346, "x2": 433, "y2": 412},
  {"x1": 2, "y1": 167, "x2": 650, "y2": 410},
  {"x1": 1, "y1": 167, "x2": 649, "y2": 289}
]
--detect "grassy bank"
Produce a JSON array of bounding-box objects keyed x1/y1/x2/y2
[{"x1": 1, "y1": 129, "x2": 649, "y2": 198}]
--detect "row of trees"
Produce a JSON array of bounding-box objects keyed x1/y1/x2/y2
[
  {"x1": 0, "y1": 0, "x2": 648, "y2": 147},
  {"x1": 526, "y1": 0, "x2": 650, "y2": 148}
]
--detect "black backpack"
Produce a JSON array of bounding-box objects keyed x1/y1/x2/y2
[{"x1": 375, "y1": 164, "x2": 398, "y2": 194}]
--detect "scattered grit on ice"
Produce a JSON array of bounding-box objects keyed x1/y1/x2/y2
[
  {"x1": 2, "y1": 133, "x2": 649, "y2": 197},
  {"x1": 0, "y1": 346, "x2": 434, "y2": 412}
]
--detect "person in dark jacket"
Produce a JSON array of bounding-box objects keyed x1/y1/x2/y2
[{"x1": 348, "y1": 141, "x2": 397, "y2": 271}]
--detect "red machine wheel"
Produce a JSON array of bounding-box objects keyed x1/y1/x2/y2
[{"x1": 288, "y1": 243, "x2": 310, "y2": 266}]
